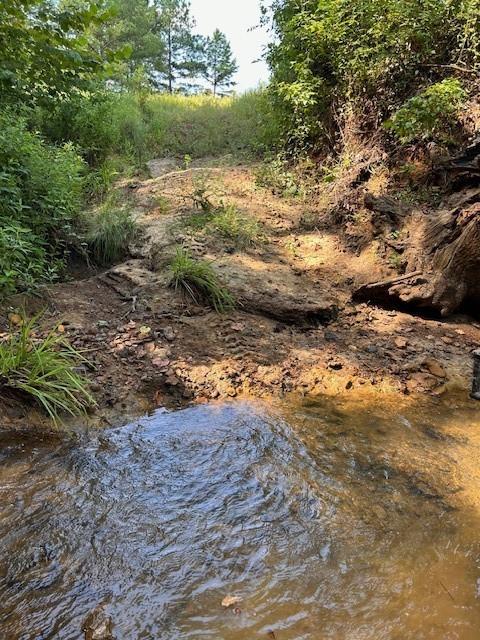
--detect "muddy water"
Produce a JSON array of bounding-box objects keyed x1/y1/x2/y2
[{"x1": 1, "y1": 395, "x2": 480, "y2": 640}]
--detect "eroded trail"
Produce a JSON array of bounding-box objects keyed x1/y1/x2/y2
[
  {"x1": 2, "y1": 159, "x2": 479, "y2": 427},
  {"x1": 1, "y1": 394, "x2": 480, "y2": 639}
]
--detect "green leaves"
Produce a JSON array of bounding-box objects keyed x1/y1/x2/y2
[
  {"x1": 386, "y1": 79, "x2": 467, "y2": 143},
  {"x1": 264, "y1": 0, "x2": 480, "y2": 152},
  {"x1": 0, "y1": 0, "x2": 110, "y2": 105},
  {"x1": 0, "y1": 111, "x2": 85, "y2": 297}
]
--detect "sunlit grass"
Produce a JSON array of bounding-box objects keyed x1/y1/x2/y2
[
  {"x1": 85, "y1": 203, "x2": 137, "y2": 265},
  {"x1": 169, "y1": 247, "x2": 235, "y2": 313},
  {"x1": 0, "y1": 316, "x2": 94, "y2": 422}
]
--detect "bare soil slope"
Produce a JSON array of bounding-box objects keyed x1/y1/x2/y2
[{"x1": 2, "y1": 160, "x2": 479, "y2": 428}]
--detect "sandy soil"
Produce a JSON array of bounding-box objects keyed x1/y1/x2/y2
[{"x1": 2, "y1": 160, "x2": 479, "y2": 429}]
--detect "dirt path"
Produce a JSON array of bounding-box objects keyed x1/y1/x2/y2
[{"x1": 2, "y1": 160, "x2": 479, "y2": 428}]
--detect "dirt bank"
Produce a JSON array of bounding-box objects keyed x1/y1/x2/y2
[{"x1": 2, "y1": 160, "x2": 479, "y2": 429}]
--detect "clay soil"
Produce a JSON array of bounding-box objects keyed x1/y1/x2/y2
[{"x1": 2, "y1": 160, "x2": 480, "y2": 429}]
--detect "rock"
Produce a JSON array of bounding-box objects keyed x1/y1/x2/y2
[
  {"x1": 328, "y1": 360, "x2": 343, "y2": 371},
  {"x1": 210, "y1": 256, "x2": 338, "y2": 325},
  {"x1": 83, "y1": 606, "x2": 114, "y2": 640},
  {"x1": 394, "y1": 337, "x2": 408, "y2": 349},
  {"x1": 163, "y1": 326, "x2": 175, "y2": 341},
  {"x1": 423, "y1": 358, "x2": 447, "y2": 378}
]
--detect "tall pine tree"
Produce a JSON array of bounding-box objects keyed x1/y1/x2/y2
[
  {"x1": 201, "y1": 29, "x2": 238, "y2": 96},
  {"x1": 156, "y1": 0, "x2": 203, "y2": 93}
]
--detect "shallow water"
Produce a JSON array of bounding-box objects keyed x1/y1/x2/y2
[{"x1": 1, "y1": 395, "x2": 480, "y2": 639}]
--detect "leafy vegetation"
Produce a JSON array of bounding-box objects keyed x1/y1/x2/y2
[
  {"x1": 0, "y1": 111, "x2": 85, "y2": 297},
  {"x1": 207, "y1": 205, "x2": 264, "y2": 248},
  {"x1": 0, "y1": 317, "x2": 94, "y2": 421},
  {"x1": 263, "y1": 0, "x2": 480, "y2": 152},
  {"x1": 200, "y1": 29, "x2": 238, "y2": 96},
  {"x1": 169, "y1": 247, "x2": 235, "y2": 312},
  {"x1": 386, "y1": 79, "x2": 467, "y2": 143}
]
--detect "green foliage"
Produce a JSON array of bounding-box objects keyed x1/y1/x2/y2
[
  {"x1": 156, "y1": 0, "x2": 204, "y2": 93},
  {"x1": 0, "y1": 111, "x2": 85, "y2": 296},
  {"x1": 263, "y1": 0, "x2": 480, "y2": 151},
  {"x1": 169, "y1": 247, "x2": 235, "y2": 312},
  {"x1": 39, "y1": 89, "x2": 274, "y2": 164},
  {"x1": 255, "y1": 156, "x2": 303, "y2": 197},
  {"x1": 0, "y1": 0, "x2": 110, "y2": 105},
  {"x1": 201, "y1": 29, "x2": 238, "y2": 96},
  {"x1": 84, "y1": 203, "x2": 137, "y2": 265},
  {"x1": 385, "y1": 79, "x2": 467, "y2": 143},
  {"x1": 0, "y1": 316, "x2": 94, "y2": 422}
]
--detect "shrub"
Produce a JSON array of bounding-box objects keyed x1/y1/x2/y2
[
  {"x1": 169, "y1": 247, "x2": 235, "y2": 312},
  {"x1": 385, "y1": 79, "x2": 467, "y2": 143},
  {"x1": 0, "y1": 316, "x2": 94, "y2": 422},
  {"x1": 255, "y1": 156, "x2": 303, "y2": 197},
  {"x1": 0, "y1": 110, "x2": 85, "y2": 296},
  {"x1": 37, "y1": 89, "x2": 274, "y2": 167},
  {"x1": 264, "y1": 0, "x2": 480, "y2": 151},
  {"x1": 85, "y1": 204, "x2": 137, "y2": 266}
]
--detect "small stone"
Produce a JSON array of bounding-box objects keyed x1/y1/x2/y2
[
  {"x1": 423, "y1": 358, "x2": 447, "y2": 378},
  {"x1": 163, "y1": 326, "x2": 175, "y2": 341},
  {"x1": 328, "y1": 360, "x2": 343, "y2": 370},
  {"x1": 394, "y1": 337, "x2": 408, "y2": 349}
]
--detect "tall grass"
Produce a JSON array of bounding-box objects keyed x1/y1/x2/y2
[
  {"x1": 0, "y1": 317, "x2": 94, "y2": 422},
  {"x1": 38, "y1": 88, "x2": 275, "y2": 166},
  {"x1": 169, "y1": 247, "x2": 235, "y2": 312},
  {"x1": 85, "y1": 203, "x2": 137, "y2": 266}
]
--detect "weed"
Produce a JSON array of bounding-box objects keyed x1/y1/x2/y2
[
  {"x1": 208, "y1": 204, "x2": 264, "y2": 249},
  {"x1": 388, "y1": 251, "x2": 404, "y2": 271},
  {"x1": 169, "y1": 247, "x2": 235, "y2": 312},
  {"x1": 255, "y1": 157, "x2": 303, "y2": 198},
  {"x1": 189, "y1": 172, "x2": 219, "y2": 212},
  {"x1": 0, "y1": 316, "x2": 94, "y2": 422},
  {"x1": 85, "y1": 204, "x2": 137, "y2": 266}
]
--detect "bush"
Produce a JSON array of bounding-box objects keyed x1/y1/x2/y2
[
  {"x1": 265, "y1": 0, "x2": 480, "y2": 152},
  {"x1": 0, "y1": 110, "x2": 85, "y2": 297},
  {"x1": 37, "y1": 89, "x2": 275, "y2": 167},
  {"x1": 0, "y1": 316, "x2": 94, "y2": 422},
  {"x1": 169, "y1": 247, "x2": 235, "y2": 312},
  {"x1": 385, "y1": 79, "x2": 467, "y2": 143}
]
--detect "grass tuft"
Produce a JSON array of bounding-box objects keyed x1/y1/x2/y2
[
  {"x1": 0, "y1": 316, "x2": 94, "y2": 422},
  {"x1": 169, "y1": 247, "x2": 235, "y2": 313},
  {"x1": 208, "y1": 204, "x2": 264, "y2": 249},
  {"x1": 85, "y1": 204, "x2": 137, "y2": 265}
]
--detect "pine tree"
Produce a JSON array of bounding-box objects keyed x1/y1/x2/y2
[
  {"x1": 155, "y1": 0, "x2": 202, "y2": 93},
  {"x1": 201, "y1": 29, "x2": 238, "y2": 96}
]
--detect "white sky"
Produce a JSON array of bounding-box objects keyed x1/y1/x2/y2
[{"x1": 189, "y1": 0, "x2": 271, "y2": 92}]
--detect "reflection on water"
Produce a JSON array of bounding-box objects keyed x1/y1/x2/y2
[{"x1": 1, "y1": 396, "x2": 480, "y2": 639}]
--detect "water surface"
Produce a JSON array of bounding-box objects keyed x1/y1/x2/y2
[{"x1": 1, "y1": 395, "x2": 480, "y2": 639}]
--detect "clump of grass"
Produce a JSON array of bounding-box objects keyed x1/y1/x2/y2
[
  {"x1": 208, "y1": 204, "x2": 263, "y2": 249},
  {"x1": 169, "y1": 247, "x2": 235, "y2": 312},
  {"x1": 0, "y1": 316, "x2": 94, "y2": 422},
  {"x1": 85, "y1": 204, "x2": 137, "y2": 265}
]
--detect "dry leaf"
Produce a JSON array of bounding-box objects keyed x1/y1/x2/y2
[{"x1": 221, "y1": 595, "x2": 242, "y2": 608}]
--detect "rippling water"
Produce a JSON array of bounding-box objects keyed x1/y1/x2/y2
[{"x1": 1, "y1": 396, "x2": 480, "y2": 639}]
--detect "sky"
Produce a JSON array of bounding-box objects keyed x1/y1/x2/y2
[{"x1": 189, "y1": 0, "x2": 271, "y2": 93}]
